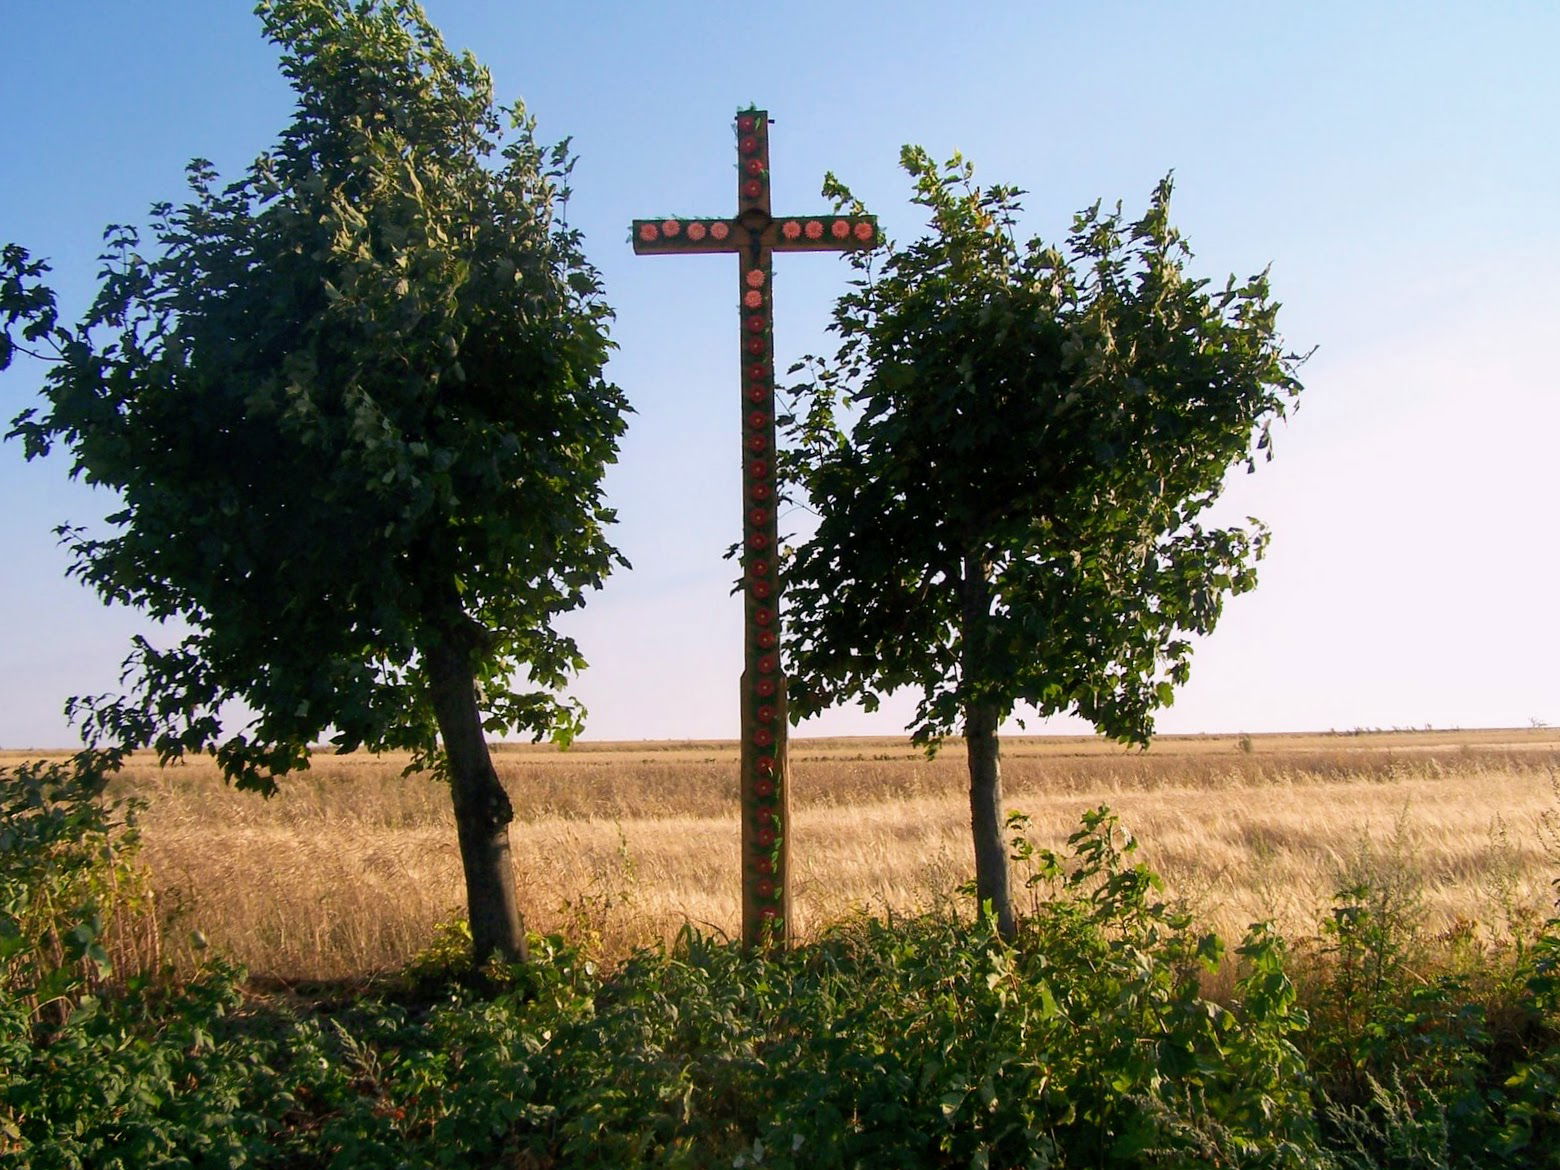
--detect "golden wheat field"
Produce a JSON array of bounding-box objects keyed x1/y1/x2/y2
[{"x1": 8, "y1": 727, "x2": 1559, "y2": 982}]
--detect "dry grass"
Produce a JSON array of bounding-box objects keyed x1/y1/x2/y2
[{"x1": 8, "y1": 728, "x2": 1556, "y2": 981}]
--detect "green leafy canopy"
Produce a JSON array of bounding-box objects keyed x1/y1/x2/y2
[
  {"x1": 782, "y1": 147, "x2": 1306, "y2": 747},
  {"x1": 1, "y1": 0, "x2": 629, "y2": 789}
]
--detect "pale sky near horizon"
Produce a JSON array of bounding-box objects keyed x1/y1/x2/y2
[{"x1": 1, "y1": 2, "x2": 1555, "y2": 749}]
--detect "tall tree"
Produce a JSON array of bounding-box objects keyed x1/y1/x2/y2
[
  {"x1": 783, "y1": 150, "x2": 1305, "y2": 937},
  {"x1": 0, "y1": 0, "x2": 628, "y2": 966}
]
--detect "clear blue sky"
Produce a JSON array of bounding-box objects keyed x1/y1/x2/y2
[{"x1": 2, "y1": 1, "x2": 1556, "y2": 748}]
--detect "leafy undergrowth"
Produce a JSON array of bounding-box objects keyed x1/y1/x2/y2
[{"x1": 3, "y1": 760, "x2": 1559, "y2": 1168}]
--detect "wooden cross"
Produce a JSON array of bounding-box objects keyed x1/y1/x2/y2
[{"x1": 633, "y1": 108, "x2": 877, "y2": 950}]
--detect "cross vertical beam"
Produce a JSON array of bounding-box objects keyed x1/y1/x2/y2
[{"x1": 633, "y1": 108, "x2": 876, "y2": 950}]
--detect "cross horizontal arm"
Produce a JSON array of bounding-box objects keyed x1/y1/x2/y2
[{"x1": 633, "y1": 214, "x2": 879, "y2": 256}]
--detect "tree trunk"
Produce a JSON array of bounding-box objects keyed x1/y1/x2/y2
[
  {"x1": 961, "y1": 555, "x2": 1016, "y2": 940},
  {"x1": 422, "y1": 637, "x2": 529, "y2": 967}
]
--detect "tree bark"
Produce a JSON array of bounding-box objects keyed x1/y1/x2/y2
[
  {"x1": 961, "y1": 555, "x2": 1016, "y2": 940},
  {"x1": 422, "y1": 636, "x2": 529, "y2": 967}
]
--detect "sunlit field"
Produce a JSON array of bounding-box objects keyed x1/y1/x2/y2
[{"x1": 9, "y1": 727, "x2": 1556, "y2": 982}]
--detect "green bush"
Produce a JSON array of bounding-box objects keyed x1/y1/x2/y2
[
  {"x1": 3, "y1": 793, "x2": 1559, "y2": 1168},
  {"x1": 0, "y1": 757, "x2": 264, "y2": 1164},
  {"x1": 0, "y1": 758, "x2": 157, "y2": 1027}
]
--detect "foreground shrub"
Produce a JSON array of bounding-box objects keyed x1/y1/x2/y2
[
  {"x1": 539, "y1": 807, "x2": 1326, "y2": 1168},
  {"x1": 3, "y1": 800, "x2": 1558, "y2": 1167},
  {"x1": 0, "y1": 758, "x2": 159, "y2": 1028}
]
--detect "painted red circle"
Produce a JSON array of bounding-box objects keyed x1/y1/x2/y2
[
  {"x1": 748, "y1": 532, "x2": 770, "y2": 550},
  {"x1": 757, "y1": 827, "x2": 776, "y2": 847},
  {"x1": 750, "y1": 482, "x2": 771, "y2": 501},
  {"x1": 749, "y1": 507, "x2": 769, "y2": 527},
  {"x1": 757, "y1": 678, "x2": 776, "y2": 697},
  {"x1": 743, "y1": 179, "x2": 763, "y2": 198},
  {"x1": 753, "y1": 729, "x2": 773, "y2": 748},
  {"x1": 747, "y1": 362, "x2": 769, "y2": 381},
  {"x1": 662, "y1": 219, "x2": 682, "y2": 237},
  {"x1": 745, "y1": 158, "x2": 764, "y2": 176},
  {"x1": 751, "y1": 560, "x2": 770, "y2": 576},
  {"x1": 748, "y1": 410, "x2": 768, "y2": 430},
  {"x1": 756, "y1": 804, "x2": 775, "y2": 823},
  {"x1": 853, "y1": 220, "x2": 874, "y2": 241},
  {"x1": 744, "y1": 289, "x2": 764, "y2": 309},
  {"x1": 638, "y1": 223, "x2": 659, "y2": 241},
  {"x1": 757, "y1": 705, "x2": 776, "y2": 724},
  {"x1": 754, "y1": 854, "x2": 773, "y2": 874},
  {"x1": 757, "y1": 654, "x2": 778, "y2": 674},
  {"x1": 754, "y1": 608, "x2": 774, "y2": 627},
  {"x1": 745, "y1": 337, "x2": 765, "y2": 355},
  {"x1": 757, "y1": 630, "x2": 777, "y2": 649},
  {"x1": 748, "y1": 459, "x2": 769, "y2": 479},
  {"x1": 746, "y1": 314, "x2": 766, "y2": 333},
  {"x1": 831, "y1": 219, "x2": 851, "y2": 239},
  {"x1": 752, "y1": 579, "x2": 772, "y2": 599},
  {"x1": 782, "y1": 221, "x2": 801, "y2": 239},
  {"x1": 687, "y1": 221, "x2": 708, "y2": 241},
  {"x1": 745, "y1": 269, "x2": 766, "y2": 288},
  {"x1": 755, "y1": 777, "x2": 775, "y2": 796},
  {"x1": 756, "y1": 755, "x2": 775, "y2": 773},
  {"x1": 756, "y1": 878, "x2": 775, "y2": 899},
  {"x1": 746, "y1": 434, "x2": 766, "y2": 453},
  {"x1": 746, "y1": 386, "x2": 766, "y2": 405},
  {"x1": 805, "y1": 220, "x2": 824, "y2": 239},
  {"x1": 710, "y1": 221, "x2": 730, "y2": 240}
]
